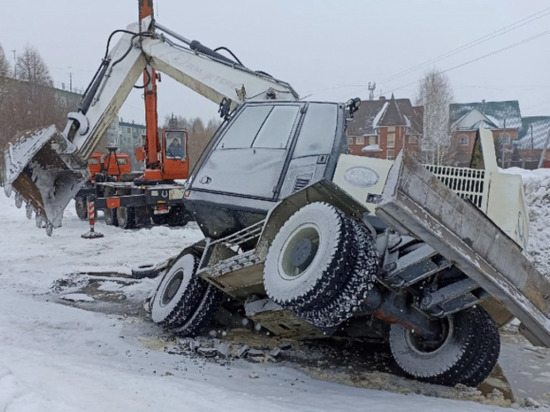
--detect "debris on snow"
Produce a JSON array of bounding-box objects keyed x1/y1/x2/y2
[{"x1": 60, "y1": 293, "x2": 95, "y2": 302}]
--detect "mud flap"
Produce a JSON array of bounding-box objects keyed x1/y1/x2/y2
[
  {"x1": 3, "y1": 125, "x2": 89, "y2": 228},
  {"x1": 376, "y1": 151, "x2": 550, "y2": 347}
]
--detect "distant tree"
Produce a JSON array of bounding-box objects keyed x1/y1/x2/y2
[
  {"x1": 415, "y1": 69, "x2": 454, "y2": 165},
  {"x1": 0, "y1": 44, "x2": 9, "y2": 77},
  {"x1": 0, "y1": 45, "x2": 57, "y2": 151},
  {"x1": 15, "y1": 45, "x2": 52, "y2": 86}
]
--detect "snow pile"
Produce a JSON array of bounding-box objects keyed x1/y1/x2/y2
[{"x1": 506, "y1": 167, "x2": 550, "y2": 276}]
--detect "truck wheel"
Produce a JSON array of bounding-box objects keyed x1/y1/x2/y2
[
  {"x1": 117, "y1": 206, "x2": 135, "y2": 229},
  {"x1": 75, "y1": 197, "x2": 88, "y2": 220},
  {"x1": 151, "y1": 214, "x2": 168, "y2": 225},
  {"x1": 455, "y1": 308, "x2": 500, "y2": 387},
  {"x1": 296, "y1": 220, "x2": 379, "y2": 328},
  {"x1": 167, "y1": 207, "x2": 190, "y2": 227},
  {"x1": 170, "y1": 284, "x2": 221, "y2": 337},
  {"x1": 389, "y1": 306, "x2": 500, "y2": 387},
  {"x1": 263, "y1": 202, "x2": 354, "y2": 312},
  {"x1": 151, "y1": 253, "x2": 220, "y2": 336},
  {"x1": 104, "y1": 208, "x2": 118, "y2": 226}
]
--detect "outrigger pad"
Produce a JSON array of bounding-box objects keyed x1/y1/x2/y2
[{"x1": 3, "y1": 125, "x2": 89, "y2": 228}]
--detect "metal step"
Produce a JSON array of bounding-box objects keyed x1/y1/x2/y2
[{"x1": 376, "y1": 152, "x2": 550, "y2": 347}]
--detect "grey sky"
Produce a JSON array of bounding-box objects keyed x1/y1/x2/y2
[{"x1": 1, "y1": 0, "x2": 549, "y2": 125}]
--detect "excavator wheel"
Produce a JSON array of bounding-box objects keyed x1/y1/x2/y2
[
  {"x1": 117, "y1": 206, "x2": 135, "y2": 229},
  {"x1": 74, "y1": 197, "x2": 88, "y2": 220},
  {"x1": 389, "y1": 306, "x2": 500, "y2": 387},
  {"x1": 151, "y1": 253, "x2": 221, "y2": 336},
  {"x1": 263, "y1": 202, "x2": 355, "y2": 312}
]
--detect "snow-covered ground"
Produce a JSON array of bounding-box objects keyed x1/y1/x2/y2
[{"x1": 1, "y1": 166, "x2": 549, "y2": 411}]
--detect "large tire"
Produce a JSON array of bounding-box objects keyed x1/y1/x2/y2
[
  {"x1": 131, "y1": 264, "x2": 161, "y2": 279},
  {"x1": 104, "y1": 208, "x2": 118, "y2": 226},
  {"x1": 170, "y1": 284, "x2": 221, "y2": 337},
  {"x1": 75, "y1": 197, "x2": 88, "y2": 220},
  {"x1": 117, "y1": 206, "x2": 135, "y2": 229},
  {"x1": 151, "y1": 214, "x2": 168, "y2": 225},
  {"x1": 297, "y1": 220, "x2": 379, "y2": 328},
  {"x1": 167, "y1": 207, "x2": 191, "y2": 227},
  {"x1": 455, "y1": 308, "x2": 500, "y2": 387},
  {"x1": 151, "y1": 253, "x2": 221, "y2": 336},
  {"x1": 389, "y1": 306, "x2": 500, "y2": 387},
  {"x1": 263, "y1": 202, "x2": 354, "y2": 312}
]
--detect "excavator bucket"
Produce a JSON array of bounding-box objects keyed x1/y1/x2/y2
[{"x1": 3, "y1": 125, "x2": 89, "y2": 230}]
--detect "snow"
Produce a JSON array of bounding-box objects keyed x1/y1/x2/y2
[
  {"x1": 504, "y1": 167, "x2": 550, "y2": 276},
  {"x1": 0, "y1": 166, "x2": 549, "y2": 410}
]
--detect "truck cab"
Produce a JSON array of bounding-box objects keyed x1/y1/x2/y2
[{"x1": 184, "y1": 101, "x2": 348, "y2": 239}]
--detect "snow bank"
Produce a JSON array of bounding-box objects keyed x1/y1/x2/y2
[{"x1": 505, "y1": 167, "x2": 550, "y2": 276}]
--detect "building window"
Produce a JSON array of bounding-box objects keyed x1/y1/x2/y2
[
  {"x1": 458, "y1": 135, "x2": 469, "y2": 146},
  {"x1": 387, "y1": 149, "x2": 395, "y2": 160},
  {"x1": 369, "y1": 136, "x2": 377, "y2": 145},
  {"x1": 500, "y1": 133, "x2": 511, "y2": 145},
  {"x1": 356, "y1": 136, "x2": 364, "y2": 145},
  {"x1": 387, "y1": 126, "x2": 396, "y2": 133},
  {"x1": 347, "y1": 137, "x2": 354, "y2": 145},
  {"x1": 387, "y1": 133, "x2": 395, "y2": 148}
]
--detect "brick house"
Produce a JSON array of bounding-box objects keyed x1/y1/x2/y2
[
  {"x1": 516, "y1": 116, "x2": 550, "y2": 169},
  {"x1": 449, "y1": 100, "x2": 521, "y2": 167},
  {"x1": 346, "y1": 95, "x2": 423, "y2": 160}
]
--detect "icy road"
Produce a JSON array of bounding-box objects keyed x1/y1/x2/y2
[{"x1": 1, "y1": 165, "x2": 550, "y2": 411}]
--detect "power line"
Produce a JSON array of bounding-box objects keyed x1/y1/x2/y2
[
  {"x1": 385, "y1": 28, "x2": 550, "y2": 95},
  {"x1": 381, "y1": 6, "x2": 550, "y2": 84}
]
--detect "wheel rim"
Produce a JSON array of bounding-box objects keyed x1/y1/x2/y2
[
  {"x1": 278, "y1": 223, "x2": 321, "y2": 279},
  {"x1": 161, "y1": 270, "x2": 184, "y2": 306},
  {"x1": 405, "y1": 318, "x2": 452, "y2": 356}
]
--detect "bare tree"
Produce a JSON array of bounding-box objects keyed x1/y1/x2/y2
[
  {"x1": 0, "y1": 45, "x2": 57, "y2": 150},
  {"x1": 15, "y1": 45, "x2": 52, "y2": 86},
  {"x1": 0, "y1": 44, "x2": 9, "y2": 77},
  {"x1": 415, "y1": 69, "x2": 454, "y2": 165}
]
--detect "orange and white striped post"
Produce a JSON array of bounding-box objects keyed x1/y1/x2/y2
[{"x1": 81, "y1": 196, "x2": 104, "y2": 239}]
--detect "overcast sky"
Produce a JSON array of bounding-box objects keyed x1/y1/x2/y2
[{"x1": 1, "y1": 0, "x2": 549, "y2": 125}]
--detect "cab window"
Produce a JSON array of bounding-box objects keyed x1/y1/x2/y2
[
  {"x1": 165, "y1": 131, "x2": 186, "y2": 159},
  {"x1": 217, "y1": 105, "x2": 300, "y2": 150}
]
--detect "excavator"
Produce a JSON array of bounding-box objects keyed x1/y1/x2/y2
[{"x1": 3, "y1": 1, "x2": 550, "y2": 388}]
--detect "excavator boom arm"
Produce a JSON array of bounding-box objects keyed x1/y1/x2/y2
[{"x1": 2, "y1": 17, "x2": 299, "y2": 231}]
